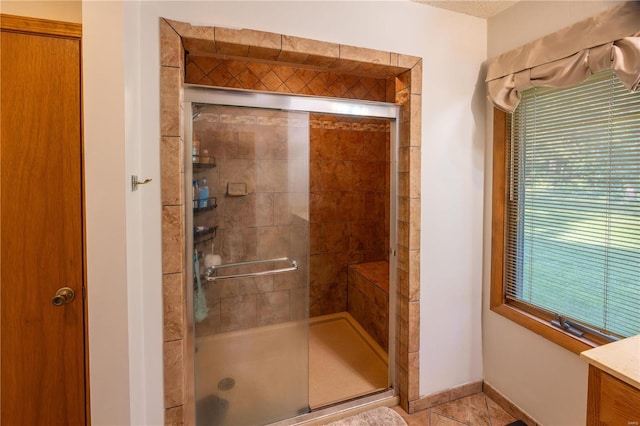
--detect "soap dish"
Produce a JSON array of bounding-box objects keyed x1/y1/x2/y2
[{"x1": 227, "y1": 182, "x2": 248, "y2": 196}]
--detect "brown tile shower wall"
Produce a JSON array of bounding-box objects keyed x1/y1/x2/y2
[
  {"x1": 186, "y1": 56, "x2": 388, "y2": 102},
  {"x1": 347, "y1": 261, "x2": 390, "y2": 351},
  {"x1": 192, "y1": 107, "x2": 309, "y2": 337},
  {"x1": 308, "y1": 114, "x2": 390, "y2": 317}
]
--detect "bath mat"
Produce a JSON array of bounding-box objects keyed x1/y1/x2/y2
[{"x1": 322, "y1": 406, "x2": 407, "y2": 426}]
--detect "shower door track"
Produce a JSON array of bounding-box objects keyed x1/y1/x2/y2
[{"x1": 183, "y1": 85, "x2": 401, "y2": 425}]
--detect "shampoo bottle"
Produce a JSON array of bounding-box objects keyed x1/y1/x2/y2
[
  {"x1": 192, "y1": 179, "x2": 199, "y2": 209},
  {"x1": 199, "y1": 178, "x2": 209, "y2": 208}
]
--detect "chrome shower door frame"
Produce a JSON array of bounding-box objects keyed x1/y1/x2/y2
[{"x1": 183, "y1": 85, "x2": 400, "y2": 425}]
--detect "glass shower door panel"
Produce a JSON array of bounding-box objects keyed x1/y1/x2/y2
[{"x1": 192, "y1": 104, "x2": 310, "y2": 426}]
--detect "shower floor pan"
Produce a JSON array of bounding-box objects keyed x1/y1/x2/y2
[
  {"x1": 309, "y1": 312, "x2": 388, "y2": 408},
  {"x1": 194, "y1": 312, "x2": 388, "y2": 425}
]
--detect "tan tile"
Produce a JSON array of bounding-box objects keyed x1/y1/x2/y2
[
  {"x1": 408, "y1": 250, "x2": 420, "y2": 301},
  {"x1": 161, "y1": 66, "x2": 182, "y2": 137},
  {"x1": 431, "y1": 413, "x2": 466, "y2": 426},
  {"x1": 161, "y1": 137, "x2": 183, "y2": 206},
  {"x1": 486, "y1": 397, "x2": 516, "y2": 426},
  {"x1": 163, "y1": 339, "x2": 184, "y2": 408},
  {"x1": 484, "y1": 384, "x2": 537, "y2": 426},
  {"x1": 340, "y1": 44, "x2": 390, "y2": 65},
  {"x1": 328, "y1": 58, "x2": 361, "y2": 74},
  {"x1": 397, "y1": 365, "x2": 408, "y2": 400},
  {"x1": 281, "y1": 35, "x2": 339, "y2": 60},
  {"x1": 411, "y1": 60, "x2": 423, "y2": 95},
  {"x1": 399, "y1": 97, "x2": 411, "y2": 125},
  {"x1": 396, "y1": 71, "x2": 411, "y2": 97},
  {"x1": 399, "y1": 316, "x2": 408, "y2": 348},
  {"x1": 410, "y1": 110, "x2": 422, "y2": 148},
  {"x1": 411, "y1": 390, "x2": 450, "y2": 412},
  {"x1": 163, "y1": 273, "x2": 184, "y2": 341},
  {"x1": 254, "y1": 193, "x2": 274, "y2": 227},
  {"x1": 409, "y1": 162, "x2": 420, "y2": 200},
  {"x1": 431, "y1": 394, "x2": 494, "y2": 426},
  {"x1": 410, "y1": 95, "x2": 422, "y2": 137},
  {"x1": 248, "y1": 46, "x2": 281, "y2": 61},
  {"x1": 256, "y1": 159, "x2": 288, "y2": 192},
  {"x1": 304, "y1": 54, "x2": 339, "y2": 68},
  {"x1": 352, "y1": 61, "x2": 391, "y2": 77},
  {"x1": 164, "y1": 405, "x2": 184, "y2": 426},
  {"x1": 162, "y1": 205, "x2": 184, "y2": 274},
  {"x1": 398, "y1": 268, "x2": 409, "y2": 301},
  {"x1": 399, "y1": 122, "x2": 410, "y2": 148},
  {"x1": 220, "y1": 294, "x2": 257, "y2": 332},
  {"x1": 399, "y1": 147, "x2": 410, "y2": 173},
  {"x1": 216, "y1": 159, "x2": 256, "y2": 194},
  {"x1": 215, "y1": 41, "x2": 249, "y2": 57},
  {"x1": 408, "y1": 301, "x2": 420, "y2": 352},
  {"x1": 409, "y1": 198, "x2": 421, "y2": 250},
  {"x1": 215, "y1": 27, "x2": 281, "y2": 50},
  {"x1": 257, "y1": 290, "x2": 290, "y2": 326},
  {"x1": 398, "y1": 220, "x2": 409, "y2": 248},
  {"x1": 409, "y1": 146, "x2": 422, "y2": 182},
  {"x1": 398, "y1": 172, "x2": 409, "y2": 198},
  {"x1": 398, "y1": 197, "x2": 410, "y2": 222},
  {"x1": 256, "y1": 226, "x2": 290, "y2": 259},
  {"x1": 183, "y1": 37, "x2": 215, "y2": 56},
  {"x1": 165, "y1": 19, "x2": 214, "y2": 44},
  {"x1": 160, "y1": 19, "x2": 183, "y2": 68},
  {"x1": 397, "y1": 244, "x2": 409, "y2": 272},
  {"x1": 310, "y1": 253, "x2": 338, "y2": 286},
  {"x1": 390, "y1": 52, "x2": 400, "y2": 67},
  {"x1": 386, "y1": 77, "x2": 396, "y2": 103},
  {"x1": 450, "y1": 381, "x2": 484, "y2": 401},
  {"x1": 408, "y1": 351, "x2": 420, "y2": 400},
  {"x1": 392, "y1": 405, "x2": 431, "y2": 426},
  {"x1": 398, "y1": 54, "x2": 421, "y2": 69},
  {"x1": 277, "y1": 49, "x2": 309, "y2": 65}
]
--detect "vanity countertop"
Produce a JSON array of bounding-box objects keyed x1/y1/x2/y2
[{"x1": 580, "y1": 334, "x2": 640, "y2": 390}]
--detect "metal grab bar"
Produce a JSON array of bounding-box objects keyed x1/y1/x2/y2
[{"x1": 205, "y1": 257, "x2": 298, "y2": 281}]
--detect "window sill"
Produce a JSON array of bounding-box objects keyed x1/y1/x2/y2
[{"x1": 491, "y1": 303, "x2": 599, "y2": 355}]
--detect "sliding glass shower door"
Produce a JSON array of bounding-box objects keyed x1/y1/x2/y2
[{"x1": 187, "y1": 103, "x2": 310, "y2": 425}]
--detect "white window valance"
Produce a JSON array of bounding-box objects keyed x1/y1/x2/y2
[{"x1": 486, "y1": 1, "x2": 640, "y2": 112}]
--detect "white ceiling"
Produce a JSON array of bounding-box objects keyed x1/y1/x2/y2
[{"x1": 415, "y1": 0, "x2": 519, "y2": 19}]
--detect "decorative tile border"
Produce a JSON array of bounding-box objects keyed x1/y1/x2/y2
[
  {"x1": 186, "y1": 56, "x2": 388, "y2": 102},
  {"x1": 160, "y1": 17, "x2": 423, "y2": 424}
]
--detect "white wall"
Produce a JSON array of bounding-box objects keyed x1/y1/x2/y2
[
  {"x1": 482, "y1": 2, "x2": 623, "y2": 425},
  {"x1": 83, "y1": 2, "x2": 132, "y2": 425}
]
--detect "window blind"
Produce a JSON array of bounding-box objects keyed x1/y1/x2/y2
[{"x1": 505, "y1": 70, "x2": 640, "y2": 339}]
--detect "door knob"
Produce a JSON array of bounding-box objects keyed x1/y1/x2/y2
[{"x1": 52, "y1": 287, "x2": 75, "y2": 306}]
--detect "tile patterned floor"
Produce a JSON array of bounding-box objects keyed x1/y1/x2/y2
[{"x1": 392, "y1": 393, "x2": 517, "y2": 426}]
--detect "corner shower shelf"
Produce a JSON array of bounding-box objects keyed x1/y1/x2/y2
[
  {"x1": 193, "y1": 197, "x2": 218, "y2": 214},
  {"x1": 193, "y1": 155, "x2": 217, "y2": 169},
  {"x1": 194, "y1": 225, "x2": 218, "y2": 244}
]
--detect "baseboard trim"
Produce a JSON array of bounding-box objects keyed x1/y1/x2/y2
[
  {"x1": 407, "y1": 380, "x2": 540, "y2": 426},
  {"x1": 483, "y1": 381, "x2": 540, "y2": 426},
  {"x1": 408, "y1": 380, "x2": 483, "y2": 413}
]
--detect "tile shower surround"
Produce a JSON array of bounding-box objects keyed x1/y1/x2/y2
[
  {"x1": 193, "y1": 106, "x2": 310, "y2": 337},
  {"x1": 309, "y1": 115, "x2": 390, "y2": 318},
  {"x1": 160, "y1": 18, "x2": 423, "y2": 424},
  {"x1": 193, "y1": 111, "x2": 390, "y2": 338}
]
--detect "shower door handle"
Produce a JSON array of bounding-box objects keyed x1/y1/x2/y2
[{"x1": 51, "y1": 287, "x2": 75, "y2": 307}]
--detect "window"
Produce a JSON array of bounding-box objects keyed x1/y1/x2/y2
[{"x1": 491, "y1": 70, "x2": 640, "y2": 352}]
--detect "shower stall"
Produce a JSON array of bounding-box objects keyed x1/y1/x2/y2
[{"x1": 184, "y1": 87, "x2": 399, "y2": 425}]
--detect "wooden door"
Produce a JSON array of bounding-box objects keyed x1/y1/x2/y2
[{"x1": 0, "y1": 15, "x2": 87, "y2": 425}]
